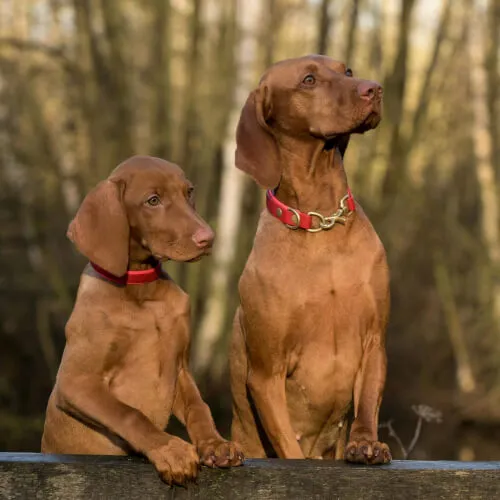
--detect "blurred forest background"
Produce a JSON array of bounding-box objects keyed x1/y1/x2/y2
[{"x1": 1, "y1": 0, "x2": 500, "y2": 461}]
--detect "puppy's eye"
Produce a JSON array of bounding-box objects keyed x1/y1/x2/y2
[
  {"x1": 302, "y1": 74, "x2": 316, "y2": 86},
  {"x1": 345, "y1": 68, "x2": 353, "y2": 77},
  {"x1": 187, "y1": 186, "x2": 195, "y2": 198},
  {"x1": 146, "y1": 195, "x2": 161, "y2": 207}
]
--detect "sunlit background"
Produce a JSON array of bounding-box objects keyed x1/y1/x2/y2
[{"x1": 0, "y1": 0, "x2": 499, "y2": 461}]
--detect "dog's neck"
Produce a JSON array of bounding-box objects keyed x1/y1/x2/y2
[
  {"x1": 275, "y1": 136, "x2": 350, "y2": 214},
  {"x1": 128, "y1": 258, "x2": 158, "y2": 271},
  {"x1": 127, "y1": 238, "x2": 159, "y2": 271}
]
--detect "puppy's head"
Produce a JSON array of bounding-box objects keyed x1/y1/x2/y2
[
  {"x1": 67, "y1": 156, "x2": 214, "y2": 276},
  {"x1": 235, "y1": 54, "x2": 383, "y2": 188}
]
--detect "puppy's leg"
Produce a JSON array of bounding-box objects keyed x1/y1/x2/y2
[
  {"x1": 173, "y1": 368, "x2": 244, "y2": 468},
  {"x1": 173, "y1": 313, "x2": 244, "y2": 468},
  {"x1": 344, "y1": 340, "x2": 391, "y2": 465},
  {"x1": 55, "y1": 377, "x2": 199, "y2": 485}
]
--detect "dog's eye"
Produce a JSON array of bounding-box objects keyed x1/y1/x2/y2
[
  {"x1": 146, "y1": 195, "x2": 161, "y2": 207},
  {"x1": 187, "y1": 186, "x2": 195, "y2": 198},
  {"x1": 345, "y1": 68, "x2": 353, "y2": 77},
  {"x1": 302, "y1": 74, "x2": 316, "y2": 86}
]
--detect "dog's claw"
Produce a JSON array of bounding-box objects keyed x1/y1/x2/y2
[
  {"x1": 198, "y1": 439, "x2": 244, "y2": 468},
  {"x1": 345, "y1": 440, "x2": 391, "y2": 465}
]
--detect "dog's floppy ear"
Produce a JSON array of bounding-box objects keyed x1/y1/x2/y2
[
  {"x1": 67, "y1": 179, "x2": 129, "y2": 276},
  {"x1": 235, "y1": 86, "x2": 281, "y2": 189}
]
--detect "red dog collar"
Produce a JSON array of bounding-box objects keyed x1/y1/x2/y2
[
  {"x1": 90, "y1": 262, "x2": 163, "y2": 285},
  {"x1": 266, "y1": 188, "x2": 356, "y2": 232}
]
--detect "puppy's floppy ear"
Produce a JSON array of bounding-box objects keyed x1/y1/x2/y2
[
  {"x1": 67, "y1": 179, "x2": 129, "y2": 276},
  {"x1": 235, "y1": 85, "x2": 281, "y2": 189}
]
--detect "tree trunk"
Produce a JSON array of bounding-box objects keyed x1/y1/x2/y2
[
  {"x1": 407, "y1": 0, "x2": 452, "y2": 149},
  {"x1": 150, "y1": 0, "x2": 172, "y2": 160},
  {"x1": 485, "y1": 0, "x2": 500, "y2": 180},
  {"x1": 468, "y1": 0, "x2": 500, "y2": 329},
  {"x1": 264, "y1": 0, "x2": 278, "y2": 67},
  {"x1": 99, "y1": 0, "x2": 133, "y2": 159},
  {"x1": 434, "y1": 253, "x2": 476, "y2": 394},
  {"x1": 188, "y1": 0, "x2": 238, "y2": 327},
  {"x1": 344, "y1": 0, "x2": 361, "y2": 64},
  {"x1": 176, "y1": 0, "x2": 204, "y2": 291},
  {"x1": 380, "y1": 0, "x2": 416, "y2": 198},
  {"x1": 193, "y1": 0, "x2": 263, "y2": 375},
  {"x1": 316, "y1": 0, "x2": 332, "y2": 55},
  {"x1": 76, "y1": 0, "x2": 133, "y2": 179},
  {"x1": 180, "y1": 0, "x2": 202, "y2": 177}
]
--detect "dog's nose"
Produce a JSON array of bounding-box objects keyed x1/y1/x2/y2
[
  {"x1": 358, "y1": 81, "x2": 382, "y2": 101},
  {"x1": 192, "y1": 226, "x2": 215, "y2": 249}
]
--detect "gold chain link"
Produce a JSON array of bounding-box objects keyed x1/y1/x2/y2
[{"x1": 306, "y1": 194, "x2": 353, "y2": 233}]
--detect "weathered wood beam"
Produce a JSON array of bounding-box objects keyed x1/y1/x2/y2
[{"x1": 1, "y1": 453, "x2": 499, "y2": 499}]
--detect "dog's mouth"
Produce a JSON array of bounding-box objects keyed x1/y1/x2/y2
[
  {"x1": 184, "y1": 247, "x2": 213, "y2": 262},
  {"x1": 315, "y1": 107, "x2": 382, "y2": 144},
  {"x1": 142, "y1": 234, "x2": 212, "y2": 264},
  {"x1": 320, "y1": 110, "x2": 382, "y2": 141},
  {"x1": 186, "y1": 255, "x2": 203, "y2": 263},
  {"x1": 153, "y1": 255, "x2": 170, "y2": 263},
  {"x1": 153, "y1": 247, "x2": 211, "y2": 264},
  {"x1": 351, "y1": 111, "x2": 381, "y2": 133}
]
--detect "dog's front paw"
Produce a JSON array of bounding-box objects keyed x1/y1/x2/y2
[
  {"x1": 146, "y1": 436, "x2": 200, "y2": 486},
  {"x1": 197, "y1": 438, "x2": 244, "y2": 468},
  {"x1": 344, "y1": 440, "x2": 391, "y2": 465}
]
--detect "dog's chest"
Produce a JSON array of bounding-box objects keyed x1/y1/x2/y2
[
  {"x1": 105, "y1": 302, "x2": 187, "y2": 426},
  {"x1": 243, "y1": 228, "x2": 386, "y2": 406},
  {"x1": 246, "y1": 244, "x2": 378, "y2": 332}
]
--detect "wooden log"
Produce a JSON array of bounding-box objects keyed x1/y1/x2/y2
[{"x1": 1, "y1": 453, "x2": 499, "y2": 499}]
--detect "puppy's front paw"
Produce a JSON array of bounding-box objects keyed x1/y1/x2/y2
[
  {"x1": 197, "y1": 438, "x2": 244, "y2": 468},
  {"x1": 146, "y1": 436, "x2": 200, "y2": 486},
  {"x1": 344, "y1": 440, "x2": 391, "y2": 465}
]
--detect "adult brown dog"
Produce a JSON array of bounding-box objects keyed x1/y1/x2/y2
[
  {"x1": 230, "y1": 55, "x2": 391, "y2": 464},
  {"x1": 41, "y1": 155, "x2": 243, "y2": 485}
]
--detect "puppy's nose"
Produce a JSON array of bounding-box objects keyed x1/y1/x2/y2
[
  {"x1": 192, "y1": 226, "x2": 215, "y2": 249},
  {"x1": 358, "y1": 81, "x2": 382, "y2": 101}
]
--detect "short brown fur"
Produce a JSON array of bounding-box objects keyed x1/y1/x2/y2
[
  {"x1": 42, "y1": 156, "x2": 243, "y2": 485},
  {"x1": 230, "y1": 55, "x2": 391, "y2": 464}
]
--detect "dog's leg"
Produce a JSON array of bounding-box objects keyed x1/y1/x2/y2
[
  {"x1": 55, "y1": 377, "x2": 200, "y2": 484},
  {"x1": 173, "y1": 367, "x2": 244, "y2": 468},
  {"x1": 344, "y1": 340, "x2": 392, "y2": 464},
  {"x1": 229, "y1": 308, "x2": 304, "y2": 459},
  {"x1": 172, "y1": 315, "x2": 244, "y2": 468},
  {"x1": 247, "y1": 370, "x2": 304, "y2": 459},
  {"x1": 230, "y1": 310, "x2": 267, "y2": 458}
]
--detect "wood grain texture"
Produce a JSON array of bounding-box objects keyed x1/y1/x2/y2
[{"x1": 1, "y1": 453, "x2": 500, "y2": 499}]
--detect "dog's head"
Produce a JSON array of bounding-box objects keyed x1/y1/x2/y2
[
  {"x1": 235, "y1": 54, "x2": 383, "y2": 188},
  {"x1": 67, "y1": 156, "x2": 214, "y2": 276}
]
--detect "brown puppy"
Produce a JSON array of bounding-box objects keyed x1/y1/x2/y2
[
  {"x1": 41, "y1": 156, "x2": 243, "y2": 485},
  {"x1": 230, "y1": 55, "x2": 391, "y2": 464}
]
